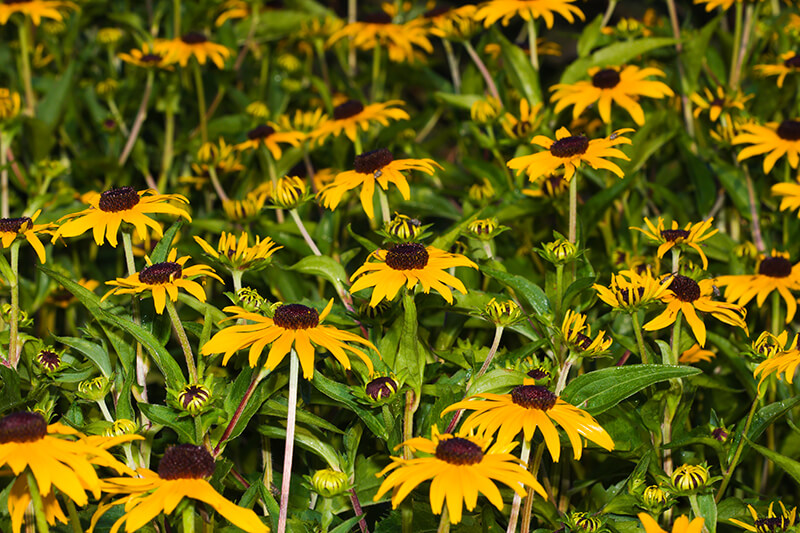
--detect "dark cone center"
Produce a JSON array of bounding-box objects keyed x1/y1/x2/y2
[
  {"x1": 424, "y1": 6, "x2": 451, "y2": 17},
  {"x1": 360, "y1": 12, "x2": 392, "y2": 24},
  {"x1": 273, "y1": 304, "x2": 319, "y2": 329},
  {"x1": 661, "y1": 229, "x2": 690, "y2": 242},
  {"x1": 619, "y1": 287, "x2": 645, "y2": 304},
  {"x1": 99, "y1": 186, "x2": 140, "y2": 212},
  {"x1": 670, "y1": 275, "x2": 701, "y2": 302},
  {"x1": 333, "y1": 100, "x2": 364, "y2": 120},
  {"x1": 247, "y1": 125, "x2": 275, "y2": 140},
  {"x1": 591, "y1": 69, "x2": 621, "y2": 89},
  {"x1": 181, "y1": 32, "x2": 208, "y2": 44},
  {"x1": 527, "y1": 368, "x2": 550, "y2": 380},
  {"x1": 158, "y1": 444, "x2": 215, "y2": 480},
  {"x1": 385, "y1": 243, "x2": 429, "y2": 270},
  {"x1": 139, "y1": 262, "x2": 183, "y2": 284},
  {"x1": 0, "y1": 216, "x2": 32, "y2": 233},
  {"x1": 784, "y1": 55, "x2": 800, "y2": 68},
  {"x1": 179, "y1": 385, "x2": 210, "y2": 409},
  {"x1": 37, "y1": 350, "x2": 61, "y2": 371},
  {"x1": 573, "y1": 332, "x2": 594, "y2": 350},
  {"x1": 434, "y1": 437, "x2": 484, "y2": 465},
  {"x1": 777, "y1": 120, "x2": 800, "y2": 141},
  {"x1": 366, "y1": 377, "x2": 397, "y2": 400},
  {"x1": 550, "y1": 135, "x2": 589, "y2": 158},
  {"x1": 755, "y1": 517, "x2": 788, "y2": 533},
  {"x1": 710, "y1": 98, "x2": 726, "y2": 108},
  {"x1": 354, "y1": 148, "x2": 393, "y2": 174},
  {"x1": 0, "y1": 412, "x2": 47, "y2": 443},
  {"x1": 511, "y1": 385, "x2": 557, "y2": 410},
  {"x1": 140, "y1": 54, "x2": 163, "y2": 63},
  {"x1": 759, "y1": 256, "x2": 793, "y2": 278}
]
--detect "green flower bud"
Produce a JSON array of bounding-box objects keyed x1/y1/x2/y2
[
  {"x1": 36, "y1": 349, "x2": 61, "y2": 373},
  {"x1": 271, "y1": 176, "x2": 307, "y2": 209},
  {"x1": 468, "y1": 179, "x2": 495, "y2": 203},
  {"x1": 78, "y1": 376, "x2": 111, "y2": 401},
  {"x1": 671, "y1": 464, "x2": 709, "y2": 491},
  {"x1": 365, "y1": 376, "x2": 398, "y2": 401},
  {"x1": 178, "y1": 383, "x2": 212, "y2": 415},
  {"x1": 311, "y1": 469, "x2": 349, "y2": 497},
  {"x1": 386, "y1": 213, "x2": 422, "y2": 241},
  {"x1": 104, "y1": 419, "x2": 139, "y2": 437},
  {"x1": 236, "y1": 287, "x2": 266, "y2": 313},
  {"x1": 572, "y1": 512, "x2": 603, "y2": 532},
  {"x1": 484, "y1": 298, "x2": 523, "y2": 326},
  {"x1": 539, "y1": 238, "x2": 579, "y2": 265},
  {"x1": 467, "y1": 218, "x2": 499, "y2": 241},
  {"x1": 642, "y1": 485, "x2": 668, "y2": 508}
]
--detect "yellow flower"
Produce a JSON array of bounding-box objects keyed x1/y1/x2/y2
[
  {"x1": 508, "y1": 126, "x2": 633, "y2": 184},
  {"x1": 194, "y1": 231, "x2": 281, "y2": 272},
  {"x1": 318, "y1": 148, "x2": 440, "y2": 219},
  {"x1": 550, "y1": 66, "x2": 673, "y2": 126},
  {"x1": 96, "y1": 27, "x2": 123, "y2": 45},
  {"x1": 679, "y1": 344, "x2": 716, "y2": 364},
  {"x1": 475, "y1": 0, "x2": 585, "y2": 29},
  {"x1": 561, "y1": 309, "x2": 612, "y2": 356},
  {"x1": 0, "y1": 0, "x2": 76, "y2": 25},
  {"x1": 102, "y1": 248, "x2": 222, "y2": 314},
  {"x1": 91, "y1": 444, "x2": 268, "y2": 533},
  {"x1": 442, "y1": 379, "x2": 614, "y2": 461},
  {"x1": 373, "y1": 427, "x2": 546, "y2": 524},
  {"x1": 274, "y1": 108, "x2": 327, "y2": 141},
  {"x1": 733, "y1": 120, "x2": 800, "y2": 174},
  {"x1": 639, "y1": 513, "x2": 705, "y2": 533},
  {"x1": 754, "y1": 51, "x2": 800, "y2": 88},
  {"x1": 730, "y1": 502, "x2": 797, "y2": 532},
  {"x1": 215, "y1": 0, "x2": 250, "y2": 26},
  {"x1": 46, "y1": 278, "x2": 100, "y2": 308},
  {"x1": 385, "y1": 212, "x2": 423, "y2": 241},
  {"x1": 630, "y1": 217, "x2": 718, "y2": 269},
  {"x1": 0, "y1": 210, "x2": 52, "y2": 263},
  {"x1": 311, "y1": 99, "x2": 409, "y2": 145},
  {"x1": 235, "y1": 124, "x2": 304, "y2": 159},
  {"x1": 500, "y1": 98, "x2": 543, "y2": 139},
  {"x1": 689, "y1": 86, "x2": 751, "y2": 122},
  {"x1": 0, "y1": 88, "x2": 21, "y2": 121},
  {"x1": 693, "y1": 0, "x2": 739, "y2": 10},
  {"x1": 594, "y1": 268, "x2": 672, "y2": 312},
  {"x1": 350, "y1": 243, "x2": 477, "y2": 306},
  {"x1": 222, "y1": 191, "x2": 266, "y2": 221},
  {"x1": 118, "y1": 43, "x2": 173, "y2": 70},
  {"x1": 153, "y1": 33, "x2": 231, "y2": 68},
  {"x1": 53, "y1": 187, "x2": 191, "y2": 247},
  {"x1": 522, "y1": 174, "x2": 569, "y2": 198},
  {"x1": 643, "y1": 275, "x2": 747, "y2": 346},
  {"x1": 422, "y1": 4, "x2": 479, "y2": 40},
  {"x1": 671, "y1": 464, "x2": 709, "y2": 491},
  {"x1": 753, "y1": 347, "x2": 800, "y2": 388},
  {"x1": 470, "y1": 95, "x2": 503, "y2": 123},
  {"x1": 202, "y1": 299, "x2": 377, "y2": 379},
  {"x1": 270, "y1": 176, "x2": 307, "y2": 209},
  {"x1": 715, "y1": 251, "x2": 800, "y2": 323},
  {"x1": 771, "y1": 178, "x2": 800, "y2": 217}
]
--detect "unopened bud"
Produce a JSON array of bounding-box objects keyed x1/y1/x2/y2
[{"x1": 311, "y1": 469, "x2": 349, "y2": 497}]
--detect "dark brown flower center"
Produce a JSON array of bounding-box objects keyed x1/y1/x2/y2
[
  {"x1": 511, "y1": 385, "x2": 557, "y2": 410},
  {"x1": 158, "y1": 444, "x2": 215, "y2": 480},
  {"x1": 247, "y1": 125, "x2": 275, "y2": 140},
  {"x1": 0, "y1": 216, "x2": 32, "y2": 233},
  {"x1": 710, "y1": 98, "x2": 726, "y2": 108},
  {"x1": 181, "y1": 32, "x2": 208, "y2": 44},
  {"x1": 619, "y1": 287, "x2": 645, "y2": 304},
  {"x1": 366, "y1": 377, "x2": 397, "y2": 400},
  {"x1": 140, "y1": 53, "x2": 163, "y2": 63},
  {"x1": 0, "y1": 412, "x2": 47, "y2": 443},
  {"x1": 37, "y1": 350, "x2": 61, "y2": 372},
  {"x1": 527, "y1": 368, "x2": 550, "y2": 380},
  {"x1": 759, "y1": 256, "x2": 793, "y2": 278},
  {"x1": 99, "y1": 186, "x2": 140, "y2": 212},
  {"x1": 661, "y1": 229, "x2": 690, "y2": 242},
  {"x1": 353, "y1": 148, "x2": 393, "y2": 174},
  {"x1": 360, "y1": 12, "x2": 392, "y2": 24},
  {"x1": 591, "y1": 69, "x2": 621, "y2": 89},
  {"x1": 333, "y1": 100, "x2": 364, "y2": 120},
  {"x1": 755, "y1": 517, "x2": 789, "y2": 533},
  {"x1": 777, "y1": 120, "x2": 800, "y2": 141},
  {"x1": 711, "y1": 427, "x2": 728, "y2": 441},
  {"x1": 273, "y1": 304, "x2": 319, "y2": 329},
  {"x1": 424, "y1": 6, "x2": 451, "y2": 17},
  {"x1": 784, "y1": 55, "x2": 800, "y2": 68},
  {"x1": 385, "y1": 243, "x2": 429, "y2": 270},
  {"x1": 3, "y1": 0, "x2": 33, "y2": 4},
  {"x1": 572, "y1": 332, "x2": 594, "y2": 350},
  {"x1": 550, "y1": 135, "x2": 589, "y2": 158},
  {"x1": 669, "y1": 275, "x2": 700, "y2": 302},
  {"x1": 139, "y1": 262, "x2": 182, "y2": 284},
  {"x1": 434, "y1": 437, "x2": 484, "y2": 465},
  {"x1": 179, "y1": 385, "x2": 210, "y2": 409}
]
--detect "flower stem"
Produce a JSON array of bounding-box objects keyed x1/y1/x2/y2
[
  {"x1": 437, "y1": 507, "x2": 450, "y2": 533},
  {"x1": 261, "y1": 146, "x2": 284, "y2": 223},
  {"x1": 631, "y1": 312, "x2": 650, "y2": 364},
  {"x1": 554, "y1": 264, "x2": 564, "y2": 322},
  {"x1": 462, "y1": 41, "x2": 501, "y2": 104},
  {"x1": 96, "y1": 399, "x2": 114, "y2": 422},
  {"x1": 165, "y1": 298, "x2": 198, "y2": 383},
  {"x1": 670, "y1": 311, "x2": 682, "y2": 365},
  {"x1": 206, "y1": 164, "x2": 230, "y2": 203},
  {"x1": 568, "y1": 175, "x2": 578, "y2": 244},
  {"x1": 520, "y1": 444, "x2": 545, "y2": 533},
  {"x1": 159, "y1": 107, "x2": 175, "y2": 191},
  {"x1": 348, "y1": 488, "x2": 370, "y2": 533},
  {"x1": 192, "y1": 61, "x2": 209, "y2": 143},
  {"x1": 770, "y1": 290, "x2": 781, "y2": 336},
  {"x1": 8, "y1": 240, "x2": 20, "y2": 367},
  {"x1": 215, "y1": 367, "x2": 267, "y2": 456},
  {"x1": 173, "y1": 0, "x2": 181, "y2": 37},
  {"x1": 26, "y1": 470, "x2": 50, "y2": 533},
  {"x1": 526, "y1": 17, "x2": 539, "y2": 70},
  {"x1": 671, "y1": 248, "x2": 680, "y2": 275},
  {"x1": 729, "y1": 1, "x2": 744, "y2": 88},
  {"x1": 600, "y1": 0, "x2": 618, "y2": 29},
  {"x1": 715, "y1": 393, "x2": 760, "y2": 502},
  {"x1": 1, "y1": 133, "x2": 8, "y2": 219},
  {"x1": 64, "y1": 497, "x2": 82, "y2": 533},
  {"x1": 555, "y1": 353, "x2": 576, "y2": 396},
  {"x1": 121, "y1": 232, "x2": 137, "y2": 277},
  {"x1": 17, "y1": 20, "x2": 35, "y2": 115},
  {"x1": 442, "y1": 39, "x2": 461, "y2": 93},
  {"x1": 506, "y1": 439, "x2": 531, "y2": 533},
  {"x1": 119, "y1": 71, "x2": 154, "y2": 166},
  {"x1": 377, "y1": 188, "x2": 391, "y2": 226},
  {"x1": 289, "y1": 208, "x2": 322, "y2": 256},
  {"x1": 277, "y1": 349, "x2": 300, "y2": 533},
  {"x1": 182, "y1": 502, "x2": 195, "y2": 533}
]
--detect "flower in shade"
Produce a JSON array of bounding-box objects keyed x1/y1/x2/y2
[
  {"x1": 754, "y1": 51, "x2": 800, "y2": 88},
  {"x1": 670, "y1": 464, "x2": 709, "y2": 491},
  {"x1": 679, "y1": 344, "x2": 715, "y2": 364},
  {"x1": 373, "y1": 427, "x2": 546, "y2": 524},
  {"x1": 118, "y1": 43, "x2": 173, "y2": 69},
  {"x1": 690, "y1": 86, "x2": 751, "y2": 122},
  {"x1": 522, "y1": 174, "x2": 569, "y2": 198},
  {"x1": 561, "y1": 309, "x2": 612, "y2": 357},
  {"x1": 0, "y1": 0, "x2": 76, "y2": 26},
  {"x1": 318, "y1": 149, "x2": 440, "y2": 219},
  {"x1": 194, "y1": 231, "x2": 281, "y2": 273},
  {"x1": 550, "y1": 66, "x2": 673, "y2": 126},
  {"x1": 350, "y1": 243, "x2": 477, "y2": 306},
  {"x1": 729, "y1": 501, "x2": 797, "y2": 532},
  {"x1": 235, "y1": 123, "x2": 304, "y2": 159},
  {"x1": 311, "y1": 99, "x2": 409, "y2": 145},
  {"x1": 643, "y1": 274, "x2": 748, "y2": 346},
  {"x1": 500, "y1": 98, "x2": 543, "y2": 140},
  {"x1": 153, "y1": 32, "x2": 231, "y2": 68},
  {"x1": 442, "y1": 379, "x2": 614, "y2": 461},
  {"x1": 423, "y1": 4, "x2": 479, "y2": 41},
  {"x1": 53, "y1": 187, "x2": 191, "y2": 247},
  {"x1": 508, "y1": 127, "x2": 633, "y2": 184},
  {"x1": 201, "y1": 299, "x2": 377, "y2": 379},
  {"x1": 91, "y1": 444, "x2": 268, "y2": 533},
  {"x1": 475, "y1": 0, "x2": 585, "y2": 29},
  {"x1": 594, "y1": 268, "x2": 672, "y2": 312},
  {"x1": 102, "y1": 248, "x2": 222, "y2": 314},
  {"x1": 639, "y1": 513, "x2": 704, "y2": 533},
  {"x1": 631, "y1": 217, "x2": 718, "y2": 269},
  {"x1": 693, "y1": 0, "x2": 737, "y2": 10},
  {"x1": 753, "y1": 347, "x2": 800, "y2": 389},
  {"x1": 771, "y1": 178, "x2": 800, "y2": 217},
  {"x1": 0, "y1": 88, "x2": 21, "y2": 121},
  {"x1": 733, "y1": 120, "x2": 800, "y2": 174},
  {"x1": 715, "y1": 251, "x2": 800, "y2": 323},
  {"x1": 222, "y1": 191, "x2": 267, "y2": 221},
  {"x1": 0, "y1": 210, "x2": 53, "y2": 263},
  {"x1": 275, "y1": 108, "x2": 327, "y2": 143}
]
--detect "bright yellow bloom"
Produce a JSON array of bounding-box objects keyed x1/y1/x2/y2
[
  {"x1": 0, "y1": 88, "x2": 21, "y2": 121},
  {"x1": 311, "y1": 99, "x2": 409, "y2": 145},
  {"x1": 593, "y1": 268, "x2": 672, "y2": 312},
  {"x1": 118, "y1": 43, "x2": 173, "y2": 70},
  {"x1": 690, "y1": 86, "x2": 751, "y2": 122},
  {"x1": 269, "y1": 176, "x2": 307, "y2": 209},
  {"x1": 730, "y1": 502, "x2": 797, "y2": 532},
  {"x1": 215, "y1": 0, "x2": 249, "y2": 26},
  {"x1": 639, "y1": 513, "x2": 705, "y2": 533},
  {"x1": 754, "y1": 347, "x2": 800, "y2": 388},
  {"x1": 500, "y1": 98, "x2": 543, "y2": 139},
  {"x1": 733, "y1": 120, "x2": 800, "y2": 174},
  {"x1": 194, "y1": 231, "x2": 281, "y2": 272},
  {"x1": 422, "y1": 4, "x2": 478, "y2": 40},
  {"x1": 274, "y1": 108, "x2": 327, "y2": 141},
  {"x1": 561, "y1": 309, "x2": 612, "y2": 356},
  {"x1": 679, "y1": 344, "x2": 715, "y2": 364},
  {"x1": 522, "y1": 174, "x2": 569, "y2": 198},
  {"x1": 631, "y1": 217, "x2": 718, "y2": 269},
  {"x1": 771, "y1": 178, "x2": 800, "y2": 217},
  {"x1": 754, "y1": 51, "x2": 800, "y2": 88},
  {"x1": 223, "y1": 191, "x2": 267, "y2": 221},
  {"x1": 153, "y1": 33, "x2": 231, "y2": 68},
  {"x1": 470, "y1": 95, "x2": 503, "y2": 123},
  {"x1": 0, "y1": 210, "x2": 52, "y2": 263},
  {"x1": 671, "y1": 464, "x2": 709, "y2": 491},
  {"x1": 0, "y1": 0, "x2": 76, "y2": 25},
  {"x1": 236, "y1": 124, "x2": 304, "y2": 159},
  {"x1": 475, "y1": 0, "x2": 585, "y2": 29}
]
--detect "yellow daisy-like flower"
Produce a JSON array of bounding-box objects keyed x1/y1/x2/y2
[
  {"x1": 373, "y1": 427, "x2": 546, "y2": 524},
  {"x1": 689, "y1": 86, "x2": 751, "y2": 122},
  {"x1": 693, "y1": 0, "x2": 740, "y2": 10},
  {"x1": 631, "y1": 217, "x2": 718, "y2": 269},
  {"x1": 118, "y1": 43, "x2": 173, "y2": 70},
  {"x1": 679, "y1": 344, "x2": 716, "y2": 364},
  {"x1": 0, "y1": 88, "x2": 21, "y2": 121},
  {"x1": 202, "y1": 299, "x2": 377, "y2": 379},
  {"x1": 639, "y1": 513, "x2": 705, "y2": 533},
  {"x1": 730, "y1": 502, "x2": 797, "y2": 532},
  {"x1": 500, "y1": 98, "x2": 543, "y2": 139},
  {"x1": 235, "y1": 124, "x2": 304, "y2": 159},
  {"x1": 194, "y1": 231, "x2": 281, "y2": 273},
  {"x1": 318, "y1": 148, "x2": 440, "y2": 220},
  {"x1": 753, "y1": 348, "x2": 800, "y2": 388},
  {"x1": 350, "y1": 243, "x2": 478, "y2": 306},
  {"x1": 422, "y1": 4, "x2": 479, "y2": 41},
  {"x1": 733, "y1": 120, "x2": 800, "y2": 174},
  {"x1": 53, "y1": 187, "x2": 191, "y2": 248},
  {"x1": 754, "y1": 51, "x2": 800, "y2": 88},
  {"x1": 593, "y1": 268, "x2": 672, "y2": 312},
  {"x1": 214, "y1": 0, "x2": 249, "y2": 26},
  {"x1": 475, "y1": 0, "x2": 585, "y2": 29},
  {"x1": 771, "y1": 178, "x2": 800, "y2": 217},
  {"x1": 442, "y1": 379, "x2": 614, "y2": 461},
  {"x1": 715, "y1": 251, "x2": 800, "y2": 323},
  {"x1": 47, "y1": 278, "x2": 100, "y2": 308},
  {"x1": 274, "y1": 108, "x2": 327, "y2": 142},
  {"x1": 507, "y1": 126, "x2": 633, "y2": 184},
  {"x1": 102, "y1": 248, "x2": 222, "y2": 314},
  {"x1": 0, "y1": 210, "x2": 52, "y2": 263},
  {"x1": 153, "y1": 32, "x2": 231, "y2": 68},
  {"x1": 223, "y1": 191, "x2": 266, "y2": 222},
  {"x1": 90, "y1": 444, "x2": 268, "y2": 533},
  {"x1": 643, "y1": 275, "x2": 748, "y2": 346},
  {"x1": 550, "y1": 66, "x2": 673, "y2": 126},
  {"x1": 522, "y1": 174, "x2": 569, "y2": 198},
  {"x1": 0, "y1": 0, "x2": 76, "y2": 25},
  {"x1": 561, "y1": 309, "x2": 612, "y2": 356},
  {"x1": 311, "y1": 99, "x2": 409, "y2": 145}
]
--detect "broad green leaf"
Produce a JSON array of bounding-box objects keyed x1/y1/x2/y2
[
  {"x1": 468, "y1": 369, "x2": 528, "y2": 396},
  {"x1": 395, "y1": 291, "x2": 423, "y2": 391},
  {"x1": 577, "y1": 15, "x2": 604, "y2": 58},
  {"x1": 37, "y1": 61, "x2": 77, "y2": 129},
  {"x1": 54, "y1": 335, "x2": 113, "y2": 378},
  {"x1": 482, "y1": 266, "x2": 551, "y2": 315},
  {"x1": 431, "y1": 209, "x2": 486, "y2": 251},
  {"x1": 560, "y1": 38, "x2": 676, "y2": 84},
  {"x1": 259, "y1": 425, "x2": 341, "y2": 469},
  {"x1": 434, "y1": 92, "x2": 482, "y2": 111},
  {"x1": 330, "y1": 515, "x2": 366, "y2": 533},
  {"x1": 149, "y1": 220, "x2": 183, "y2": 263},
  {"x1": 288, "y1": 255, "x2": 347, "y2": 293},
  {"x1": 695, "y1": 493, "x2": 718, "y2": 533},
  {"x1": 263, "y1": 399, "x2": 343, "y2": 434},
  {"x1": 312, "y1": 372, "x2": 388, "y2": 440},
  {"x1": 346, "y1": 223, "x2": 379, "y2": 253},
  {"x1": 747, "y1": 438, "x2": 800, "y2": 485},
  {"x1": 138, "y1": 403, "x2": 195, "y2": 444},
  {"x1": 726, "y1": 396, "x2": 800, "y2": 467},
  {"x1": 494, "y1": 30, "x2": 542, "y2": 105}
]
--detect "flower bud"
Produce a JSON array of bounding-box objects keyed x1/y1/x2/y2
[
  {"x1": 467, "y1": 218, "x2": 499, "y2": 241},
  {"x1": 671, "y1": 464, "x2": 709, "y2": 491},
  {"x1": 642, "y1": 485, "x2": 667, "y2": 507},
  {"x1": 277, "y1": 53, "x2": 302, "y2": 73},
  {"x1": 104, "y1": 419, "x2": 139, "y2": 437},
  {"x1": 539, "y1": 238, "x2": 579, "y2": 265},
  {"x1": 311, "y1": 469, "x2": 349, "y2": 497},
  {"x1": 484, "y1": 298, "x2": 522, "y2": 326},
  {"x1": 468, "y1": 178, "x2": 495, "y2": 203},
  {"x1": 97, "y1": 28, "x2": 124, "y2": 45},
  {"x1": 236, "y1": 287, "x2": 266, "y2": 313},
  {"x1": 271, "y1": 176, "x2": 307, "y2": 209},
  {"x1": 386, "y1": 213, "x2": 422, "y2": 241},
  {"x1": 178, "y1": 384, "x2": 212, "y2": 415},
  {"x1": 246, "y1": 101, "x2": 269, "y2": 120},
  {"x1": 36, "y1": 349, "x2": 61, "y2": 373},
  {"x1": 78, "y1": 376, "x2": 112, "y2": 401},
  {"x1": 96, "y1": 79, "x2": 119, "y2": 98},
  {"x1": 571, "y1": 512, "x2": 603, "y2": 532},
  {"x1": 470, "y1": 96, "x2": 502, "y2": 124},
  {"x1": 365, "y1": 376, "x2": 398, "y2": 401},
  {"x1": 0, "y1": 88, "x2": 21, "y2": 122}
]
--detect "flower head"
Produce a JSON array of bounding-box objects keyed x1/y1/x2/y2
[
  {"x1": 690, "y1": 86, "x2": 751, "y2": 122},
  {"x1": 423, "y1": 4, "x2": 479, "y2": 40},
  {"x1": 639, "y1": 513, "x2": 705, "y2": 533},
  {"x1": 771, "y1": 178, "x2": 800, "y2": 217},
  {"x1": 236, "y1": 123, "x2": 303, "y2": 159},
  {"x1": 631, "y1": 217, "x2": 718, "y2": 269},
  {"x1": 385, "y1": 213, "x2": 424, "y2": 241},
  {"x1": 153, "y1": 33, "x2": 231, "y2": 68},
  {"x1": 500, "y1": 98, "x2": 543, "y2": 140},
  {"x1": 222, "y1": 191, "x2": 266, "y2": 221},
  {"x1": 194, "y1": 231, "x2": 281, "y2": 273},
  {"x1": 561, "y1": 309, "x2": 612, "y2": 357},
  {"x1": 594, "y1": 269, "x2": 671, "y2": 312},
  {"x1": 679, "y1": 344, "x2": 716, "y2": 364},
  {"x1": 0, "y1": 0, "x2": 77, "y2": 26},
  {"x1": 733, "y1": 120, "x2": 800, "y2": 174},
  {"x1": 311, "y1": 469, "x2": 350, "y2": 497},
  {"x1": 0, "y1": 88, "x2": 21, "y2": 121},
  {"x1": 0, "y1": 210, "x2": 52, "y2": 263},
  {"x1": 754, "y1": 51, "x2": 800, "y2": 88},
  {"x1": 475, "y1": 0, "x2": 585, "y2": 29},
  {"x1": 118, "y1": 43, "x2": 173, "y2": 69},
  {"x1": 730, "y1": 502, "x2": 797, "y2": 533},
  {"x1": 311, "y1": 99, "x2": 409, "y2": 145},
  {"x1": 670, "y1": 464, "x2": 709, "y2": 491}
]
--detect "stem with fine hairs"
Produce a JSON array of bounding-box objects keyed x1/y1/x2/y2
[{"x1": 277, "y1": 350, "x2": 301, "y2": 533}]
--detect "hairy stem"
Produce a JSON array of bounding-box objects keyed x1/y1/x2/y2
[
  {"x1": 27, "y1": 470, "x2": 50, "y2": 533},
  {"x1": 277, "y1": 350, "x2": 301, "y2": 533},
  {"x1": 165, "y1": 298, "x2": 198, "y2": 383},
  {"x1": 506, "y1": 439, "x2": 531, "y2": 533},
  {"x1": 463, "y1": 41, "x2": 501, "y2": 104},
  {"x1": 289, "y1": 208, "x2": 322, "y2": 256},
  {"x1": 192, "y1": 61, "x2": 209, "y2": 143}
]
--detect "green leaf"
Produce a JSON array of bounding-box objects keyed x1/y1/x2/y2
[
  {"x1": 311, "y1": 372, "x2": 388, "y2": 440},
  {"x1": 747, "y1": 438, "x2": 800, "y2": 485},
  {"x1": 468, "y1": 369, "x2": 528, "y2": 396},
  {"x1": 53, "y1": 335, "x2": 113, "y2": 378},
  {"x1": 395, "y1": 291, "x2": 423, "y2": 391},
  {"x1": 346, "y1": 223, "x2": 379, "y2": 253},
  {"x1": 138, "y1": 403, "x2": 195, "y2": 443},
  {"x1": 726, "y1": 396, "x2": 800, "y2": 467},
  {"x1": 259, "y1": 425, "x2": 341, "y2": 469},
  {"x1": 263, "y1": 399, "x2": 343, "y2": 434},
  {"x1": 288, "y1": 255, "x2": 347, "y2": 293},
  {"x1": 433, "y1": 92, "x2": 482, "y2": 111},
  {"x1": 560, "y1": 38, "x2": 676, "y2": 85},
  {"x1": 430, "y1": 209, "x2": 485, "y2": 251},
  {"x1": 330, "y1": 515, "x2": 365, "y2": 533},
  {"x1": 36, "y1": 61, "x2": 77, "y2": 129},
  {"x1": 481, "y1": 266, "x2": 551, "y2": 315},
  {"x1": 149, "y1": 220, "x2": 183, "y2": 263},
  {"x1": 577, "y1": 15, "x2": 604, "y2": 58},
  {"x1": 494, "y1": 30, "x2": 542, "y2": 105},
  {"x1": 695, "y1": 493, "x2": 718, "y2": 533},
  {"x1": 561, "y1": 365, "x2": 702, "y2": 415}
]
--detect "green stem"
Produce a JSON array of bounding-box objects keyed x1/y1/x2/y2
[
  {"x1": 370, "y1": 44, "x2": 381, "y2": 102},
  {"x1": 462, "y1": 41, "x2": 500, "y2": 103},
  {"x1": 192, "y1": 61, "x2": 208, "y2": 143},
  {"x1": 436, "y1": 507, "x2": 450, "y2": 533},
  {"x1": 9, "y1": 241, "x2": 20, "y2": 368},
  {"x1": 261, "y1": 146, "x2": 284, "y2": 223},
  {"x1": 670, "y1": 311, "x2": 682, "y2": 365},
  {"x1": 519, "y1": 443, "x2": 545, "y2": 533},
  {"x1": 482, "y1": 241, "x2": 493, "y2": 261},
  {"x1": 506, "y1": 439, "x2": 531, "y2": 533},
  {"x1": 119, "y1": 71, "x2": 154, "y2": 166},
  {"x1": 26, "y1": 470, "x2": 50, "y2": 533},
  {"x1": 289, "y1": 208, "x2": 322, "y2": 256},
  {"x1": 165, "y1": 298, "x2": 198, "y2": 383},
  {"x1": 182, "y1": 502, "x2": 195, "y2": 533},
  {"x1": 64, "y1": 497, "x2": 82, "y2": 533},
  {"x1": 159, "y1": 108, "x2": 175, "y2": 191},
  {"x1": 121, "y1": 232, "x2": 137, "y2": 277},
  {"x1": 730, "y1": 1, "x2": 744, "y2": 88},
  {"x1": 715, "y1": 394, "x2": 760, "y2": 502},
  {"x1": 173, "y1": 0, "x2": 181, "y2": 38},
  {"x1": 231, "y1": 270, "x2": 243, "y2": 293},
  {"x1": 353, "y1": 132, "x2": 363, "y2": 156},
  {"x1": 770, "y1": 290, "x2": 781, "y2": 336},
  {"x1": 568, "y1": 174, "x2": 578, "y2": 244},
  {"x1": 554, "y1": 353, "x2": 576, "y2": 396},
  {"x1": 631, "y1": 311, "x2": 650, "y2": 364},
  {"x1": 442, "y1": 39, "x2": 460, "y2": 93},
  {"x1": 17, "y1": 20, "x2": 35, "y2": 115},
  {"x1": 554, "y1": 264, "x2": 564, "y2": 322},
  {"x1": 526, "y1": 17, "x2": 539, "y2": 71},
  {"x1": 377, "y1": 188, "x2": 391, "y2": 226},
  {"x1": 600, "y1": 0, "x2": 618, "y2": 29},
  {"x1": 206, "y1": 165, "x2": 229, "y2": 203},
  {"x1": 277, "y1": 350, "x2": 300, "y2": 533},
  {"x1": 671, "y1": 247, "x2": 680, "y2": 275},
  {"x1": 1, "y1": 134, "x2": 8, "y2": 219}
]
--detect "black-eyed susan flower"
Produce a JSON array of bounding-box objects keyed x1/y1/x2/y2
[
  {"x1": 475, "y1": 0, "x2": 585, "y2": 29},
  {"x1": 715, "y1": 251, "x2": 800, "y2": 323},
  {"x1": 639, "y1": 513, "x2": 705, "y2": 533},
  {"x1": 269, "y1": 176, "x2": 308, "y2": 209},
  {"x1": 214, "y1": 0, "x2": 250, "y2": 26},
  {"x1": 522, "y1": 174, "x2": 569, "y2": 198},
  {"x1": 468, "y1": 178, "x2": 496, "y2": 203},
  {"x1": 350, "y1": 243, "x2": 477, "y2": 306},
  {"x1": 643, "y1": 275, "x2": 747, "y2": 346},
  {"x1": 690, "y1": 86, "x2": 751, "y2": 122},
  {"x1": 631, "y1": 217, "x2": 718, "y2": 269},
  {"x1": 550, "y1": 66, "x2": 673, "y2": 126},
  {"x1": 754, "y1": 52, "x2": 800, "y2": 88},
  {"x1": 0, "y1": 0, "x2": 76, "y2": 25},
  {"x1": 538, "y1": 237, "x2": 579, "y2": 265},
  {"x1": 693, "y1": 0, "x2": 738, "y2": 11},
  {"x1": 385, "y1": 212, "x2": 423, "y2": 241},
  {"x1": 679, "y1": 344, "x2": 716, "y2": 364},
  {"x1": 500, "y1": 98, "x2": 543, "y2": 140},
  {"x1": 423, "y1": 4, "x2": 479, "y2": 40},
  {"x1": 733, "y1": 120, "x2": 800, "y2": 174},
  {"x1": 470, "y1": 95, "x2": 503, "y2": 124},
  {"x1": 318, "y1": 149, "x2": 440, "y2": 220},
  {"x1": 442, "y1": 380, "x2": 614, "y2": 461},
  {"x1": 0, "y1": 210, "x2": 52, "y2": 263},
  {"x1": 753, "y1": 347, "x2": 800, "y2": 389},
  {"x1": 102, "y1": 248, "x2": 222, "y2": 314},
  {"x1": 275, "y1": 108, "x2": 327, "y2": 143},
  {"x1": 484, "y1": 298, "x2": 524, "y2": 327},
  {"x1": 670, "y1": 463, "x2": 709, "y2": 491},
  {"x1": 311, "y1": 99, "x2": 409, "y2": 145},
  {"x1": 730, "y1": 501, "x2": 797, "y2": 532},
  {"x1": 771, "y1": 178, "x2": 800, "y2": 217},
  {"x1": 92, "y1": 444, "x2": 268, "y2": 533},
  {"x1": 153, "y1": 33, "x2": 231, "y2": 68},
  {"x1": 0, "y1": 88, "x2": 21, "y2": 121},
  {"x1": 373, "y1": 427, "x2": 546, "y2": 524},
  {"x1": 235, "y1": 123, "x2": 303, "y2": 159},
  {"x1": 561, "y1": 309, "x2": 612, "y2": 357},
  {"x1": 194, "y1": 231, "x2": 281, "y2": 273},
  {"x1": 222, "y1": 191, "x2": 266, "y2": 221},
  {"x1": 508, "y1": 127, "x2": 633, "y2": 184},
  {"x1": 641, "y1": 485, "x2": 668, "y2": 509},
  {"x1": 118, "y1": 43, "x2": 173, "y2": 69},
  {"x1": 53, "y1": 187, "x2": 191, "y2": 248},
  {"x1": 201, "y1": 299, "x2": 377, "y2": 379}
]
